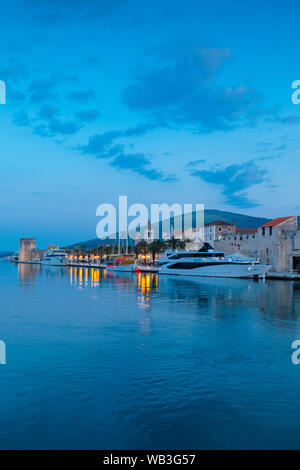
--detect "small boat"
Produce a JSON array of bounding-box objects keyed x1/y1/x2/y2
[{"x1": 105, "y1": 254, "x2": 136, "y2": 273}]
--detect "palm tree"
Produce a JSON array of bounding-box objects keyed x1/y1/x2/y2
[
  {"x1": 134, "y1": 241, "x2": 148, "y2": 265},
  {"x1": 74, "y1": 246, "x2": 81, "y2": 262},
  {"x1": 148, "y1": 240, "x2": 164, "y2": 265},
  {"x1": 104, "y1": 245, "x2": 113, "y2": 257},
  {"x1": 86, "y1": 248, "x2": 93, "y2": 263},
  {"x1": 166, "y1": 236, "x2": 185, "y2": 251},
  {"x1": 97, "y1": 245, "x2": 105, "y2": 262}
]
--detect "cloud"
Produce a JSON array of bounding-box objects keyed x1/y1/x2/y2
[
  {"x1": 23, "y1": 0, "x2": 127, "y2": 23},
  {"x1": 253, "y1": 153, "x2": 283, "y2": 162},
  {"x1": 190, "y1": 160, "x2": 269, "y2": 208},
  {"x1": 9, "y1": 67, "x2": 97, "y2": 142},
  {"x1": 77, "y1": 122, "x2": 158, "y2": 155},
  {"x1": 267, "y1": 115, "x2": 300, "y2": 125},
  {"x1": 32, "y1": 117, "x2": 82, "y2": 137},
  {"x1": 123, "y1": 40, "x2": 263, "y2": 133},
  {"x1": 10, "y1": 71, "x2": 93, "y2": 138},
  {"x1": 77, "y1": 128, "x2": 176, "y2": 181},
  {"x1": 31, "y1": 191, "x2": 51, "y2": 198},
  {"x1": 38, "y1": 105, "x2": 59, "y2": 119},
  {"x1": 13, "y1": 108, "x2": 82, "y2": 137},
  {"x1": 83, "y1": 57, "x2": 100, "y2": 67},
  {"x1": 32, "y1": 123, "x2": 52, "y2": 137},
  {"x1": 13, "y1": 110, "x2": 32, "y2": 127},
  {"x1": 75, "y1": 109, "x2": 100, "y2": 122},
  {"x1": 110, "y1": 152, "x2": 177, "y2": 182},
  {"x1": 36, "y1": 10, "x2": 64, "y2": 24},
  {"x1": 9, "y1": 88, "x2": 26, "y2": 102},
  {"x1": 0, "y1": 60, "x2": 28, "y2": 82},
  {"x1": 78, "y1": 131, "x2": 121, "y2": 155},
  {"x1": 47, "y1": 118, "x2": 82, "y2": 135},
  {"x1": 67, "y1": 89, "x2": 96, "y2": 103},
  {"x1": 185, "y1": 159, "x2": 206, "y2": 168},
  {"x1": 28, "y1": 79, "x2": 58, "y2": 103},
  {"x1": 97, "y1": 144, "x2": 124, "y2": 159},
  {"x1": 124, "y1": 42, "x2": 231, "y2": 110},
  {"x1": 122, "y1": 121, "x2": 160, "y2": 136},
  {"x1": 273, "y1": 144, "x2": 287, "y2": 151}
]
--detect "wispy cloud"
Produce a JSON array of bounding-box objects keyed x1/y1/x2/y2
[
  {"x1": 267, "y1": 115, "x2": 300, "y2": 125},
  {"x1": 21, "y1": 0, "x2": 127, "y2": 24},
  {"x1": 74, "y1": 109, "x2": 100, "y2": 122},
  {"x1": 185, "y1": 159, "x2": 206, "y2": 168},
  {"x1": 77, "y1": 127, "x2": 176, "y2": 182},
  {"x1": 28, "y1": 78, "x2": 59, "y2": 103},
  {"x1": 111, "y1": 152, "x2": 177, "y2": 182},
  {"x1": 67, "y1": 89, "x2": 96, "y2": 103},
  {"x1": 190, "y1": 160, "x2": 269, "y2": 208},
  {"x1": 123, "y1": 40, "x2": 265, "y2": 133}
]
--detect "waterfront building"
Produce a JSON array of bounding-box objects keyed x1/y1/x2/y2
[
  {"x1": 47, "y1": 244, "x2": 59, "y2": 250},
  {"x1": 171, "y1": 227, "x2": 205, "y2": 250},
  {"x1": 215, "y1": 216, "x2": 300, "y2": 273},
  {"x1": 204, "y1": 220, "x2": 236, "y2": 247},
  {"x1": 19, "y1": 238, "x2": 36, "y2": 262},
  {"x1": 258, "y1": 216, "x2": 298, "y2": 272},
  {"x1": 215, "y1": 228, "x2": 258, "y2": 258}
]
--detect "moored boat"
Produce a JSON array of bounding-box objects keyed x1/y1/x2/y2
[
  {"x1": 42, "y1": 249, "x2": 68, "y2": 266},
  {"x1": 158, "y1": 249, "x2": 270, "y2": 278},
  {"x1": 105, "y1": 254, "x2": 136, "y2": 272}
]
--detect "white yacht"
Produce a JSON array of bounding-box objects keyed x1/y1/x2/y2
[
  {"x1": 158, "y1": 250, "x2": 270, "y2": 279},
  {"x1": 42, "y1": 249, "x2": 68, "y2": 266}
]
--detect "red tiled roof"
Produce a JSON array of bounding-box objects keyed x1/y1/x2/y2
[
  {"x1": 260, "y1": 216, "x2": 296, "y2": 228},
  {"x1": 205, "y1": 220, "x2": 235, "y2": 227},
  {"x1": 236, "y1": 228, "x2": 258, "y2": 233}
]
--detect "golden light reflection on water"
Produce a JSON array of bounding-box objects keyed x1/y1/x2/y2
[
  {"x1": 68, "y1": 266, "x2": 159, "y2": 312},
  {"x1": 136, "y1": 272, "x2": 159, "y2": 310},
  {"x1": 69, "y1": 266, "x2": 102, "y2": 287}
]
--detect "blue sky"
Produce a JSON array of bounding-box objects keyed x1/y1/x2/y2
[{"x1": 1, "y1": 0, "x2": 300, "y2": 250}]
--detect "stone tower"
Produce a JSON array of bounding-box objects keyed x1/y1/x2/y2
[{"x1": 19, "y1": 238, "x2": 36, "y2": 262}]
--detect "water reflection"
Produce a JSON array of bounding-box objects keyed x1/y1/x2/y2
[
  {"x1": 18, "y1": 263, "x2": 42, "y2": 285},
  {"x1": 69, "y1": 266, "x2": 101, "y2": 287},
  {"x1": 136, "y1": 272, "x2": 158, "y2": 310},
  {"x1": 17, "y1": 263, "x2": 300, "y2": 324},
  {"x1": 8, "y1": 261, "x2": 300, "y2": 449}
]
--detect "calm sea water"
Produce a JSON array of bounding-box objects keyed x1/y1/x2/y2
[{"x1": 0, "y1": 261, "x2": 300, "y2": 449}]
